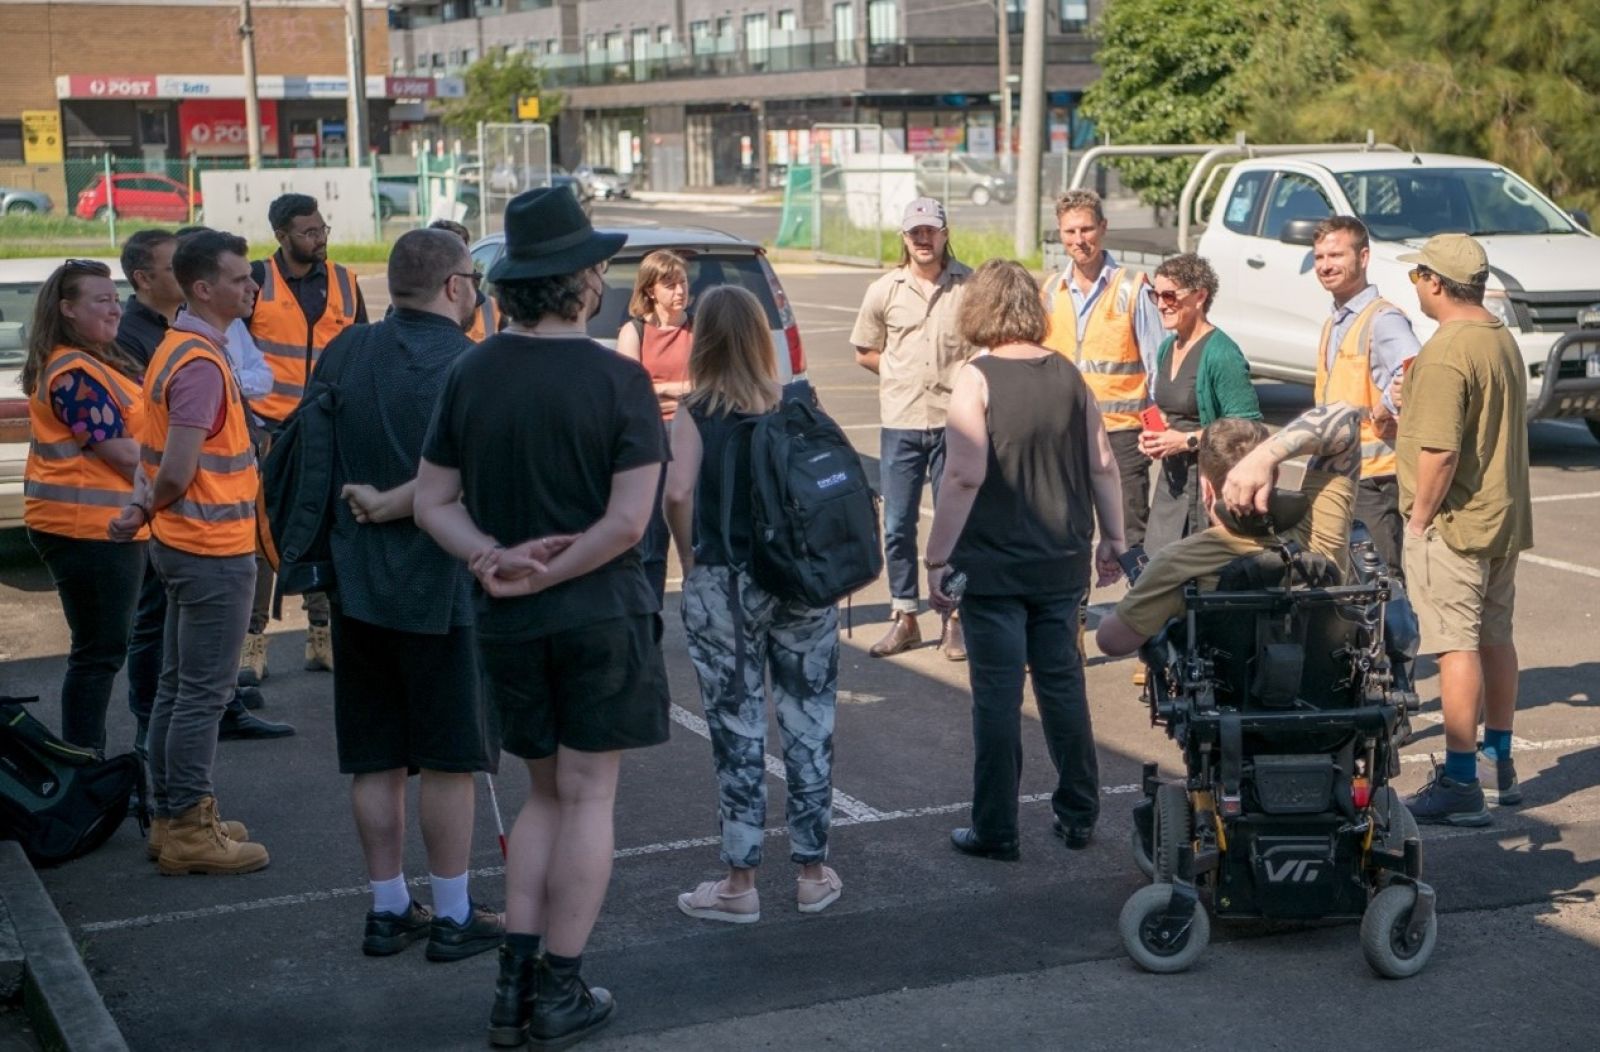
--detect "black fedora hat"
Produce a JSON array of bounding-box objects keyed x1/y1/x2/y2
[{"x1": 487, "y1": 186, "x2": 626, "y2": 283}]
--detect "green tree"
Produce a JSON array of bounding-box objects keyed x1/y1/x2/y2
[{"x1": 439, "y1": 49, "x2": 564, "y2": 135}]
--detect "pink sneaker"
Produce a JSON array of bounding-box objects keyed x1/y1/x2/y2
[
  {"x1": 677, "y1": 880, "x2": 760, "y2": 924},
  {"x1": 797, "y1": 866, "x2": 842, "y2": 914}
]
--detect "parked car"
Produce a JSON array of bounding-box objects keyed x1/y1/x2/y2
[
  {"x1": 469, "y1": 226, "x2": 806, "y2": 383},
  {"x1": 0, "y1": 258, "x2": 131, "y2": 529},
  {"x1": 915, "y1": 154, "x2": 1015, "y2": 206},
  {"x1": 574, "y1": 165, "x2": 632, "y2": 200},
  {"x1": 74, "y1": 174, "x2": 200, "y2": 222},
  {"x1": 0, "y1": 187, "x2": 53, "y2": 216},
  {"x1": 551, "y1": 174, "x2": 594, "y2": 215},
  {"x1": 375, "y1": 176, "x2": 481, "y2": 222}
]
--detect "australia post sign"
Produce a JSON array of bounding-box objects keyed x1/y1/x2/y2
[{"x1": 179, "y1": 100, "x2": 280, "y2": 157}]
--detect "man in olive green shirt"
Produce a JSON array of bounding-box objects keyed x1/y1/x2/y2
[{"x1": 1395, "y1": 233, "x2": 1533, "y2": 828}]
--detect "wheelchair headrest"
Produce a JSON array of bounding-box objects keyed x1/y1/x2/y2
[{"x1": 1212, "y1": 488, "x2": 1310, "y2": 539}]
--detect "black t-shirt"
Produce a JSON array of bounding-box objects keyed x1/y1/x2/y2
[{"x1": 421, "y1": 332, "x2": 667, "y2": 642}]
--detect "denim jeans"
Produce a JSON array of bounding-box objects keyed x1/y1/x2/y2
[
  {"x1": 126, "y1": 552, "x2": 167, "y2": 733},
  {"x1": 880, "y1": 426, "x2": 947, "y2": 613},
  {"x1": 961, "y1": 587, "x2": 1099, "y2": 842}
]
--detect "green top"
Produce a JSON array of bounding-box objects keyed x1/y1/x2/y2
[
  {"x1": 1396, "y1": 318, "x2": 1533, "y2": 558},
  {"x1": 1155, "y1": 327, "x2": 1262, "y2": 427}
]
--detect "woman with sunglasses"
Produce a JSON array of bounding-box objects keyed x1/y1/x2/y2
[
  {"x1": 1139, "y1": 253, "x2": 1262, "y2": 556},
  {"x1": 616, "y1": 249, "x2": 693, "y2": 602},
  {"x1": 21, "y1": 259, "x2": 149, "y2": 753}
]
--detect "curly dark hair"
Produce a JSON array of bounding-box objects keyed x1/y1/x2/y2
[
  {"x1": 494, "y1": 270, "x2": 592, "y2": 326},
  {"x1": 1153, "y1": 252, "x2": 1220, "y2": 312}
]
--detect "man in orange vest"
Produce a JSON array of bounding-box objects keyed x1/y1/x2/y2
[
  {"x1": 1310, "y1": 215, "x2": 1420, "y2": 589},
  {"x1": 241, "y1": 193, "x2": 368, "y2": 683},
  {"x1": 109, "y1": 230, "x2": 270, "y2": 875}
]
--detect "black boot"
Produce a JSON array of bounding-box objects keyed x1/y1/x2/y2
[
  {"x1": 528, "y1": 955, "x2": 613, "y2": 1050},
  {"x1": 488, "y1": 941, "x2": 541, "y2": 1048}
]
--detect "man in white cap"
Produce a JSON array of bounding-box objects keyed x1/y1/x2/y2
[
  {"x1": 850, "y1": 197, "x2": 975, "y2": 660},
  {"x1": 1395, "y1": 233, "x2": 1532, "y2": 827}
]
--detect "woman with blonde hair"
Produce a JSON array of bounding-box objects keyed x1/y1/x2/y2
[
  {"x1": 664, "y1": 284, "x2": 843, "y2": 924},
  {"x1": 21, "y1": 259, "x2": 149, "y2": 753},
  {"x1": 618, "y1": 249, "x2": 693, "y2": 600}
]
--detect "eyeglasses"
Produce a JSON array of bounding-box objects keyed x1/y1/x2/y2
[
  {"x1": 1407, "y1": 266, "x2": 1432, "y2": 285},
  {"x1": 287, "y1": 226, "x2": 331, "y2": 242},
  {"x1": 1150, "y1": 288, "x2": 1194, "y2": 308},
  {"x1": 63, "y1": 258, "x2": 110, "y2": 276},
  {"x1": 451, "y1": 271, "x2": 483, "y2": 287}
]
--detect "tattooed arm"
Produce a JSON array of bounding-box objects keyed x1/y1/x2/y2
[{"x1": 1220, "y1": 402, "x2": 1362, "y2": 516}]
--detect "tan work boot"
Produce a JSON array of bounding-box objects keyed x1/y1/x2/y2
[
  {"x1": 940, "y1": 612, "x2": 967, "y2": 662},
  {"x1": 158, "y1": 797, "x2": 269, "y2": 876},
  {"x1": 304, "y1": 624, "x2": 333, "y2": 672},
  {"x1": 238, "y1": 631, "x2": 269, "y2": 687},
  {"x1": 147, "y1": 810, "x2": 250, "y2": 861},
  {"x1": 869, "y1": 612, "x2": 921, "y2": 657}
]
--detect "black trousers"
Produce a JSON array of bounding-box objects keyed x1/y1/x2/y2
[
  {"x1": 27, "y1": 529, "x2": 145, "y2": 753},
  {"x1": 962, "y1": 587, "x2": 1099, "y2": 841},
  {"x1": 126, "y1": 552, "x2": 167, "y2": 731},
  {"x1": 1107, "y1": 429, "x2": 1153, "y2": 549},
  {"x1": 1355, "y1": 475, "x2": 1405, "y2": 588}
]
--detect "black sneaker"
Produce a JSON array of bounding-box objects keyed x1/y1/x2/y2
[
  {"x1": 425, "y1": 902, "x2": 505, "y2": 963},
  {"x1": 1405, "y1": 767, "x2": 1490, "y2": 827},
  {"x1": 362, "y1": 900, "x2": 432, "y2": 957},
  {"x1": 1477, "y1": 745, "x2": 1522, "y2": 806}
]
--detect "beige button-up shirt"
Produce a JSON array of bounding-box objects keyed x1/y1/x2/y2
[{"x1": 849, "y1": 259, "x2": 975, "y2": 430}]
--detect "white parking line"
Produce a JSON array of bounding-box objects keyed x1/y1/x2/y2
[
  {"x1": 792, "y1": 301, "x2": 863, "y2": 314},
  {"x1": 1531, "y1": 491, "x2": 1600, "y2": 503},
  {"x1": 1521, "y1": 553, "x2": 1600, "y2": 580}
]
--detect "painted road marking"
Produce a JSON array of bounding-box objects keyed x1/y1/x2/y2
[
  {"x1": 792, "y1": 301, "x2": 864, "y2": 314},
  {"x1": 1522, "y1": 553, "x2": 1600, "y2": 580},
  {"x1": 1531, "y1": 491, "x2": 1600, "y2": 503}
]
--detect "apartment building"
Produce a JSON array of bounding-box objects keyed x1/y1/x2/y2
[{"x1": 390, "y1": 0, "x2": 1101, "y2": 190}]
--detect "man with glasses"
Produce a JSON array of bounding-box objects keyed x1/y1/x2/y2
[
  {"x1": 243, "y1": 194, "x2": 368, "y2": 682},
  {"x1": 314, "y1": 228, "x2": 503, "y2": 961},
  {"x1": 428, "y1": 219, "x2": 502, "y2": 341},
  {"x1": 1395, "y1": 234, "x2": 1532, "y2": 827}
]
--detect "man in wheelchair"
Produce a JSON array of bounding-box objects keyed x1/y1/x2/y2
[{"x1": 1094, "y1": 402, "x2": 1436, "y2": 978}]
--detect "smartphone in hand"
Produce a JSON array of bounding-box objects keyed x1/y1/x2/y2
[{"x1": 1140, "y1": 405, "x2": 1167, "y2": 433}]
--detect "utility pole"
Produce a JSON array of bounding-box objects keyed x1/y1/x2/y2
[
  {"x1": 239, "y1": 0, "x2": 262, "y2": 170},
  {"x1": 996, "y1": 1, "x2": 1012, "y2": 174},
  {"x1": 345, "y1": 0, "x2": 370, "y2": 167},
  {"x1": 1013, "y1": 0, "x2": 1044, "y2": 258}
]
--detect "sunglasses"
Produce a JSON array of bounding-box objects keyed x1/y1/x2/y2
[
  {"x1": 1150, "y1": 288, "x2": 1194, "y2": 308},
  {"x1": 64, "y1": 258, "x2": 111, "y2": 276},
  {"x1": 451, "y1": 270, "x2": 483, "y2": 287},
  {"x1": 1407, "y1": 266, "x2": 1432, "y2": 285}
]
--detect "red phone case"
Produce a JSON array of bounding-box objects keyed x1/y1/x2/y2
[{"x1": 1140, "y1": 405, "x2": 1167, "y2": 432}]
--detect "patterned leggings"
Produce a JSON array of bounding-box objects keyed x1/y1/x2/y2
[{"x1": 682, "y1": 565, "x2": 840, "y2": 868}]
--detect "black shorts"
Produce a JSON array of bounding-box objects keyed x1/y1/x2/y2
[
  {"x1": 331, "y1": 612, "x2": 493, "y2": 775},
  {"x1": 479, "y1": 614, "x2": 671, "y2": 759}
]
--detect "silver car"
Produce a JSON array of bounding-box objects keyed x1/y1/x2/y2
[
  {"x1": 0, "y1": 186, "x2": 53, "y2": 216},
  {"x1": 575, "y1": 165, "x2": 632, "y2": 200}
]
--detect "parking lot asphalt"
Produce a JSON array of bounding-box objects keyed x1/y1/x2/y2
[{"x1": 1, "y1": 259, "x2": 1597, "y2": 1051}]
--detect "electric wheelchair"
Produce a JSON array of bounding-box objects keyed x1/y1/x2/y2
[{"x1": 1119, "y1": 491, "x2": 1437, "y2": 979}]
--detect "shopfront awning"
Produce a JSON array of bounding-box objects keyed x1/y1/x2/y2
[{"x1": 55, "y1": 74, "x2": 465, "y2": 101}]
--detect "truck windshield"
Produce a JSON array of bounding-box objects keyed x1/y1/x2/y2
[{"x1": 1335, "y1": 167, "x2": 1577, "y2": 240}]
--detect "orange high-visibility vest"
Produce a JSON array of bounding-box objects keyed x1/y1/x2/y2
[
  {"x1": 466, "y1": 295, "x2": 500, "y2": 342},
  {"x1": 1315, "y1": 298, "x2": 1405, "y2": 480},
  {"x1": 247, "y1": 254, "x2": 357, "y2": 423},
  {"x1": 24, "y1": 346, "x2": 149, "y2": 540},
  {"x1": 141, "y1": 330, "x2": 258, "y2": 557},
  {"x1": 1042, "y1": 267, "x2": 1150, "y2": 432}
]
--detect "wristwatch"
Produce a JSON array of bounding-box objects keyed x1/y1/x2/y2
[
  {"x1": 1186, "y1": 433, "x2": 1200, "y2": 452},
  {"x1": 923, "y1": 557, "x2": 948, "y2": 571}
]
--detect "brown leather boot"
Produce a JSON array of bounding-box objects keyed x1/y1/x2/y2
[
  {"x1": 940, "y1": 612, "x2": 967, "y2": 662},
  {"x1": 304, "y1": 624, "x2": 333, "y2": 672},
  {"x1": 147, "y1": 810, "x2": 249, "y2": 862},
  {"x1": 869, "y1": 612, "x2": 921, "y2": 657},
  {"x1": 238, "y1": 631, "x2": 268, "y2": 687},
  {"x1": 158, "y1": 796, "x2": 269, "y2": 876}
]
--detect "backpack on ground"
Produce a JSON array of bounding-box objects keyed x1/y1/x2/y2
[
  {"x1": 258, "y1": 333, "x2": 358, "y2": 610},
  {"x1": 721, "y1": 380, "x2": 883, "y2": 608},
  {"x1": 0, "y1": 697, "x2": 140, "y2": 867}
]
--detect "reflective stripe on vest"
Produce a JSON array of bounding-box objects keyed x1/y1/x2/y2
[
  {"x1": 23, "y1": 346, "x2": 148, "y2": 540},
  {"x1": 247, "y1": 255, "x2": 356, "y2": 422},
  {"x1": 468, "y1": 296, "x2": 499, "y2": 342},
  {"x1": 142, "y1": 329, "x2": 258, "y2": 556},
  {"x1": 1314, "y1": 298, "x2": 1404, "y2": 480},
  {"x1": 1041, "y1": 268, "x2": 1150, "y2": 431}
]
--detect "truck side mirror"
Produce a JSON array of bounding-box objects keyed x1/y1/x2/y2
[
  {"x1": 1279, "y1": 218, "x2": 1319, "y2": 246},
  {"x1": 1571, "y1": 209, "x2": 1592, "y2": 232}
]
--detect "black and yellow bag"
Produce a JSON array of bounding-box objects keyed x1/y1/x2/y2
[{"x1": 0, "y1": 697, "x2": 139, "y2": 866}]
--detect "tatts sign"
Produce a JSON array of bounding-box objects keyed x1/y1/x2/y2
[{"x1": 179, "y1": 100, "x2": 279, "y2": 157}]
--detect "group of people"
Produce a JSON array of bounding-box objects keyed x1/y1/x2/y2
[{"x1": 17, "y1": 179, "x2": 1532, "y2": 1048}]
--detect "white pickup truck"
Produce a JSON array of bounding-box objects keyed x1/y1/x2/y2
[{"x1": 1195, "y1": 152, "x2": 1600, "y2": 440}]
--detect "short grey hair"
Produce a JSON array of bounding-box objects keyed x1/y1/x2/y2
[{"x1": 1054, "y1": 189, "x2": 1106, "y2": 224}]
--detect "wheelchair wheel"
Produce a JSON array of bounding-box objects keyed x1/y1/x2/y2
[
  {"x1": 1370, "y1": 785, "x2": 1423, "y2": 879},
  {"x1": 1360, "y1": 884, "x2": 1437, "y2": 979},
  {"x1": 1130, "y1": 823, "x2": 1156, "y2": 880},
  {"x1": 1119, "y1": 883, "x2": 1210, "y2": 974},
  {"x1": 1152, "y1": 784, "x2": 1190, "y2": 883}
]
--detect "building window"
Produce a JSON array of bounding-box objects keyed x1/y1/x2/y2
[
  {"x1": 777, "y1": 9, "x2": 796, "y2": 32},
  {"x1": 832, "y1": 3, "x2": 853, "y2": 62},
  {"x1": 1006, "y1": 0, "x2": 1024, "y2": 34},
  {"x1": 744, "y1": 13, "x2": 769, "y2": 62},
  {"x1": 690, "y1": 19, "x2": 710, "y2": 54},
  {"x1": 547, "y1": 38, "x2": 561, "y2": 55},
  {"x1": 1058, "y1": 0, "x2": 1088, "y2": 31},
  {"x1": 0, "y1": 120, "x2": 23, "y2": 164},
  {"x1": 866, "y1": 0, "x2": 897, "y2": 44},
  {"x1": 604, "y1": 32, "x2": 625, "y2": 64},
  {"x1": 658, "y1": 25, "x2": 673, "y2": 45}
]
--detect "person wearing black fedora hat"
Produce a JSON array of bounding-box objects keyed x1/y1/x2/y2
[{"x1": 415, "y1": 187, "x2": 671, "y2": 1049}]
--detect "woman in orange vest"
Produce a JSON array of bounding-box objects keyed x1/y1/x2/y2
[
  {"x1": 616, "y1": 249, "x2": 692, "y2": 602},
  {"x1": 21, "y1": 259, "x2": 149, "y2": 753}
]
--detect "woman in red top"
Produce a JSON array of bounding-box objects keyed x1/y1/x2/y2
[{"x1": 617, "y1": 250, "x2": 692, "y2": 601}]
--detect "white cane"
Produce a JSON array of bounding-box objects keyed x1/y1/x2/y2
[{"x1": 484, "y1": 773, "x2": 508, "y2": 860}]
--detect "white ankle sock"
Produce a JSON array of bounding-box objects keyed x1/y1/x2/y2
[
  {"x1": 370, "y1": 874, "x2": 410, "y2": 917},
  {"x1": 430, "y1": 872, "x2": 470, "y2": 925}
]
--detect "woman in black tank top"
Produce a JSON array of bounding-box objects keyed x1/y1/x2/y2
[
  {"x1": 923, "y1": 261, "x2": 1129, "y2": 858},
  {"x1": 662, "y1": 286, "x2": 845, "y2": 922}
]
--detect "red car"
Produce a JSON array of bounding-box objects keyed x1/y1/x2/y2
[{"x1": 75, "y1": 173, "x2": 201, "y2": 222}]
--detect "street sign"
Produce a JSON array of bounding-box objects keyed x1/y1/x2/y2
[
  {"x1": 21, "y1": 110, "x2": 63, "y2": 164},
  {"x1": 516, "y1": 95, "x2": 541, "y2": 121}
]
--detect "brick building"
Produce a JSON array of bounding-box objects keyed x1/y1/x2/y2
[{"x1": 389, "y1": 0, "x2": 1102, "y2": 191}]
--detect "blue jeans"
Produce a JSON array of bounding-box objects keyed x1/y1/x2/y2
[{"x1": 880, "y1": 427, "x2": 947, "y2": 613}]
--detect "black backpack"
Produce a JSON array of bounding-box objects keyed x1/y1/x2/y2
[
  {"x1": 721, "y1": 380, "x2": 883, "y2": 608},
  {"x1": 0, "y1": 697, "x2": 140, "y2": 866},
  {"x1": 259, "y1": 332, "x2": 357, "y2": 609}
]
